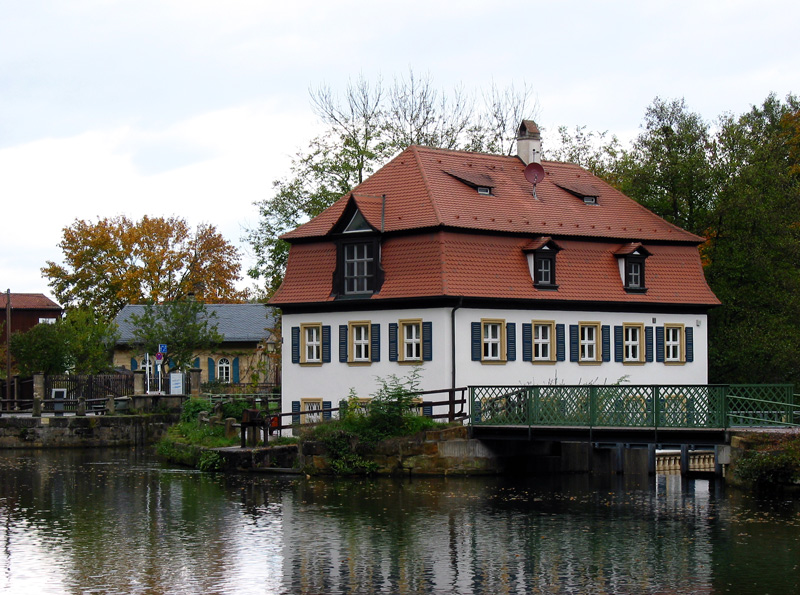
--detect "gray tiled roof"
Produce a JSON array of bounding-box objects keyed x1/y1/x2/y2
[{"x1": 114, "y1": 303, "x2": 278, "y2": 344}]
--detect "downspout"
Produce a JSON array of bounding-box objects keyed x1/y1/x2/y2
[
  {"x1": 451, "y1": 297, "x2": 463, "y2": 421},
  {"x1": 5, "y1": 289, "x2": 10, "y2": 408}
]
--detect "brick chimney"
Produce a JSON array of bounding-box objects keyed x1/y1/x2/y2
[{"x1": 516, "y1": 120, "x2": 542, "y2": 165}]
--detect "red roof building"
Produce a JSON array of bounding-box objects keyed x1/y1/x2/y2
[
  {"x1": 271, "y1": 122, "x2": 719, "y2": 419},
  {"x1": 1, "y1": 293, "x2": 63, "y2": 335}
]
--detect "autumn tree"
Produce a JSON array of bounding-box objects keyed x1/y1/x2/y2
[
  {"x1": 44, "y1": 216, "x2": 247, "y2": 320},
  {"x1": 544, "y1": 125, "x2": 624, "y2": 185},
  {"x1": 246, "y1": 72, "x2": 538, "y2": 294},
  {"x1": 128, "y1": 300, "x2": 223, "y2": 373}
]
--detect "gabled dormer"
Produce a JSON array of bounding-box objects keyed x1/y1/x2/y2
[
  {"x1": 615, "y1": 243, "x2": 650, "y2": 293},
  {"x1": 556, "y1": 180, "x2": 600, "y2": 205},
  {"x1": 523, "y1": 237, "x2": 562, "y2": 290},
  {"x1": 330, "y1": 195, "x2": 384, "y2": 298}
]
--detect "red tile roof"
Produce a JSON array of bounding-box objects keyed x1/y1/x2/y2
[
  {"x1": 282, "y1": 146, "x2": 703, "y2": 243},
  {"x1": 0, "y1": 293, "x2": 62, "y2": 310},
  {"x1": 271, "y1": 145, "x2": 719, "y2": 308}
]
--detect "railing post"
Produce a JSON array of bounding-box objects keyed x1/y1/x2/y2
[
  {"x1": 449, "y1": 388, "x2": 455, "y2": 423},
  {"x1": 654, "y1": 386, "x2": 660, "y2": 430}
]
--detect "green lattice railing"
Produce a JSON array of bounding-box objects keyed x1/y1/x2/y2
[{"x1": 470, "y1": 384, "x2": 796, "y2": 429}]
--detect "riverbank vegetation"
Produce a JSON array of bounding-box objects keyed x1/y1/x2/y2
[
  {"x1": 300, "y1": 370, "x2": 440, "y2": 475},
  {"x1": 734, "y1": 432, "x2": 800, "y2": 488}
]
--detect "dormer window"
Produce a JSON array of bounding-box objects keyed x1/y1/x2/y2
[
  {"x1": 332, "y1": 200, "x2": 384, "y2": 298},
  {"x1": 524, "y1": 237, "x2": 562, "y2": 290},
  {"x1": 477, "y1": 186, "x2": 491, "y2": 196},
  {"x1": 615, "y1": 243, "x2": 650, "y2": 293}
]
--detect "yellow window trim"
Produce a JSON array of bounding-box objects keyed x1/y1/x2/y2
[
  {"x1": 578, "y1": 321, "x2": 602, "y2": 364},
  {"x1": 299, "y1": 322, "x2": 322, "y2": 364},
  {"x1": 481, "y1": 318, "x2": 506, "y2": 364},
  {"x1": 532, "y1": 320, "x2": 556, "y2": 363},
  {"x1": 348, "y1": 320, "x2": 372, "y2": 364},
  {"x1": 399, "y1": 318, "x2": 423, "y2": 363},
  {"x1": 622, "y1": 322, "x2": 646, "y2": 364}
]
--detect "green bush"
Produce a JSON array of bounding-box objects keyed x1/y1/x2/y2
[
  {"x1": 180, "y1": 398, "x2": 213, "y2": 423},
  {"x1": 304, "y1": 369, "x2": 438, "y2": 475},
  {"x1": 221, "y1": 399, "x2": 251, "y2": 422},
  {"x1": 735, "y1": 450, "x2": 799, "y2": 486},
  {"x1": 198, "y1": 450, "x2": 224, "y2": 472}
]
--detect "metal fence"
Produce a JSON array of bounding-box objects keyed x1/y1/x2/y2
[{"x1": 471, "y1": 384, "x2": 796, "y2": 429}]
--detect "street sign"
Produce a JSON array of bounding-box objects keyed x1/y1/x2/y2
[
  {"x1": 155, "y1": 352, "x2": 164, "y2": 362},
  {"x1": 159, "y1": 344, "x2": 168, "y2": 354}
]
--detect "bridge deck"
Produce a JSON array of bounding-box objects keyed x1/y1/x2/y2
[{"x1": 471, "y1": 424, "x2": 729, "y2": 447}]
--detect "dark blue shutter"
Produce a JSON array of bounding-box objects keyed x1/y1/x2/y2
[
  {"x1": 569, "y1": 325, "x2": 579, "y2": 362},
  {"x1": 193, "y1": 357, "x2": 200, "y2": 369},
  {"x1": 322, "y1": 400, "x2": 332, "y2": 421},
  {"x1": 656, "y1": 327, "x2": 665, "y2": 362},
  {"x1": 601, "y1": 326, "x2": 611, "y2": 362},
  {"x1": 471, "y1": 322, "x2": 481, "y2": 361},
  {"x1": 422, "y1": 321, "x2": 433, "y2": 361},
  {"x1": 131, "y1": 357, "x2": 138, "y2": 371},
  {"x1": 232, "y1": 357, "x2": 240, "y2": 383},
  {"x1": 423, "y1": 402, "x2": 433, "y2": 417},
  {"x1": 645, "y1": 327, "x2": 654, "y2": 362},
  {"x1": 506, "y1": 322, "x2": 516, "y2": 361},
  {"x1": 556, "y1": 324, "x2": 566, "y2": 361},
  {"x1": 322, "y1": 325, "x2": 331, "y2": 363},
  {"x1": 685, "y1": 327, "x2": 694, "y2": 362},
  {"x1": 614, "y1": 326, "x2": 624, "y2": 362},
  {"x1": 291, "y1": 401, "x2": 300, "y2": 425},
  {"x1": 522, "y1": 323, "x2": 533, "y2": 362},
  {"x1": 371, "y1": 323, "x2": 380, "y2": 362},
  {"x1": 339, "y1": 325, "x2": 348, "y2": 362},
  {"x1": 389, "y1": 323, "x2": 398, "y2": 361},
  {"x1": 208, "y1": 358, "x2": 215, "y2": 381},
  {"x1": 291, "y1": 327, "x2": 300, "y2": 364}
]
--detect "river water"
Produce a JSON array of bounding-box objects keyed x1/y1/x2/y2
[{"x1": 0, "y1": 448, "x2": 797, "y2": 595}]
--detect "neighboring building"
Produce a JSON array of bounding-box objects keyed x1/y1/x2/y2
[
  {"x1": 0, "y1": 293, "x2": 63, "y2": 334},
  {"x1": 113, "y1": 303, "x2": 280, "y2": 385},
  {"x1": 270, "y1": 121, "x2": 720, "y2": 420}
]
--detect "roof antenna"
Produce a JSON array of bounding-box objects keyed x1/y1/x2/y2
[{"x1": 524, "y1": 163, "x2": 545, "y2": 199}]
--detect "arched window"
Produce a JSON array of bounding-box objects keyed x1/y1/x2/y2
[{"x1": 217, "y1": 358, "x2": 231, "y2": 383}]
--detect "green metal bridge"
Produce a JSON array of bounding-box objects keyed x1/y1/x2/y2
[{"x1": 470, "y1": 384, "x2": 797, "y2": 445}]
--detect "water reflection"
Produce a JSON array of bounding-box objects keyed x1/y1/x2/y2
[{"x1": 0, "y1": 449, "x2": 798, "y2": 594}]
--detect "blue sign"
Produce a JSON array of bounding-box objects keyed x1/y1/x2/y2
[{"x1": 159, "y1": 344, "x2": 168, "y2": 353}]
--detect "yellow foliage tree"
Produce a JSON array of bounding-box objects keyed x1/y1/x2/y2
[{"x1": 43, "y1": 216, "x2": 247, "y2": 320}]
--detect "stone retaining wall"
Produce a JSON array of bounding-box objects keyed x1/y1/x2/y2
[{"x1": 0, "y1": 414, "x2": 180, "y2": 448}]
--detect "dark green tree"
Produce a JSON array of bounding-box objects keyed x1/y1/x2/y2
[
  {"x1": 128, "y1": 300, "x2": 223, "y2": 373},
  {"x1": 703, "y1": 94, "x2": 800, "y2": 384},
  {"x1": 9, "y1": 322, "x2": 71, "y2": 376},
  {"x1": 616, "y1": 98, "x2": 716, "y2": 236},
  {"x1": 62, "y1": 308, "x2": 119, "y2": 374}
]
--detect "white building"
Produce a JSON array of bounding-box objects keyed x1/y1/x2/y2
[{"x1": 270, "y1": 121, "x2": 720, "y2": 420}]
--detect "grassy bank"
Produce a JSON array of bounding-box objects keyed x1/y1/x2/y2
[{"x1": 733, "y1": 431, "x2": 800, "y2": 488}]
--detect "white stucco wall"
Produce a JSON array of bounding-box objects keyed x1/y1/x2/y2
[{"x1": 281, "y1": 307, "x2": 709, "y2": 417}]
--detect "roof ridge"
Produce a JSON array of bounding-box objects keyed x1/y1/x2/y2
[{"x1": 410, "y1": 145, "x2": 444, "y2": 226}]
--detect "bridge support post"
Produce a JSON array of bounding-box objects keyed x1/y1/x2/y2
[
  {"x1": 680, "y1": 445, "x2": 689, "y2": 475},
  {"x1": 615, "y1": 444, "x2": 624, "y2": 474},
  {"x1": 647, "y1": 444, "x2": 656, "y2": 475},
  {"x1": 714, "y1": 445, "x2": 730, "y2": 477}
]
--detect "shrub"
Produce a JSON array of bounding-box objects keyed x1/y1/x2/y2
[
  {"x1": 735, "y1": 450, "x2": 799, "y2": 487},
  {"x1": 180, "y1": 398, "x2": 213, "y2": 423},
  {"x1": 198, "y1": 450, "x2": 224, "y2": 472}
]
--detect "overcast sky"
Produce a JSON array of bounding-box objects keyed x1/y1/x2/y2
[{"x1": 2, "y1": 0, "x2": 798, "y2": 301}]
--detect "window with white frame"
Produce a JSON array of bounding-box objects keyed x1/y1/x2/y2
[
  {"x1": 141, "y1": 354, "x2": 153, "y2": 377},
  {"x1": 579, "y1": 323, "x2": 599, "y2": 362},
  {"x1": 482, "y1": 320, "x2": 504, "y2": 361},
  {"x1": 400, "y1": 320, "x2": 421, "y2": 362},
  {"x1": 350, "y1": 322, "x2": 371, "y2": 362},
  {"x1": 217, "y1": 357, "x2": 231, "y2": 383},
  {"x1": 301, "y1": 323, "x2": 322, "y2": 363},
  {"x1": 534, "y1": 321, "x2": 554, "y2": 361},
  {"x1": 665, "y1": 325, "x2": 683, "y2": 362},
  {"x1": 623, "y1": 324, "x2": 643, "y2": 362}
]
